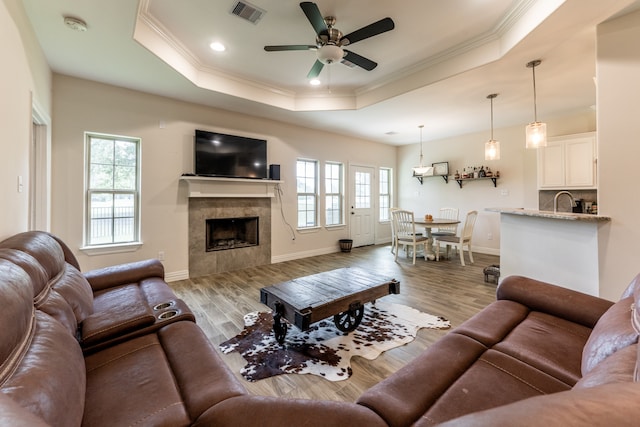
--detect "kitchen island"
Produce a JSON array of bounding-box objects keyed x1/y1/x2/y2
[{"x1": 486, "y1": 208, "x2": 611, "y2": 297}]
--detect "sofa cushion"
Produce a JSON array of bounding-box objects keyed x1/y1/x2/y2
[
  {"x1": 417, "y1": 348, "x2": 571, "y2": 426},
  {"x1": 3, "y1": 311, "x2": 87, "y2": 426},
  {"x1": 81, "y1": 284, "x2": 155, "y2": 347},
  {"x1": 0, "y1": 232, "x2": 94, "y2": 331},
  {"x1": 581, "y1": 297, "x2": 638, "y2": 375},
  {"x1": 575, "y1": 343, "x2": 638, "y2": 389},
  {"x1": 493, "y1": 311, "x2": 592, "y2": 385},
  {"x1": 83, "y1": 321, "x2": 247, "y2": 426},
  {"x1": 0, "y1": 259, "x2": 86, "y2": 426}
]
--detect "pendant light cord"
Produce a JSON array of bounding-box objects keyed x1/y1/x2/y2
[
  {"x1": 532, "y1": 64, "x2": 538, "y2": 122},
  {"x1": 490, "y1": 96, "x2": 494, "y2": 140}
]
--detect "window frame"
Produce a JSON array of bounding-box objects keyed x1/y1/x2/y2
[
  {"x1": 82, "y1": 132, "x2": 142, "y2": 252},
  {"x1": 296, "y1": 158, "x2": 319, "y2": 230},
  {"x1": 324, "y1": 161, "x2": 344, "y2": 227},
  {"x1": 379, "y1": 167, "x2": 392, "y2": 222}
]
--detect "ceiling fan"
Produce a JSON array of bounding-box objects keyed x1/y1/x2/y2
[{"x1": 264, "y1": 2, "x2": 395, "y2": 79}]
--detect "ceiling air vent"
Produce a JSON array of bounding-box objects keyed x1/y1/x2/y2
[{"x1": 230, "y1": 1, "x2": 266, "y2": 24}]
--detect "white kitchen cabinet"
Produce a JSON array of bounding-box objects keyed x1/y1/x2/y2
[{"x1": 537, "y1": 132, "x2": 596, "y2": 189}]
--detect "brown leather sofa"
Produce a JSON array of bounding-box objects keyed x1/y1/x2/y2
[
  {"x1": 357, "y1": 274, "x2": 640, "y2": 426},
  {"x1": 0, "y1": 231, "x2": 385, "y2": 427}
]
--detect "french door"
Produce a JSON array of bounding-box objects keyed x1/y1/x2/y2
[{"x1": 349, "y1": 165, "x2": 375, "y2": 247}]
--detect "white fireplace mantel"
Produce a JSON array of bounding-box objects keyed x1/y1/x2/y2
[{"x1": 180, "y1": 176, "x2": 282, "y2": 198}]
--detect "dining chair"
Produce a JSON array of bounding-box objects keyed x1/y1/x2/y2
[
  {"x1": 392, "y1": 209, "x2": 429, "y2": 265},
  {"x1": 435, "y1": 210, "x2": 478, "y2": 266},
  {"x1": 389, "y1": 207, "x2": 400, "y2": 254},
  {"x1": 431, "y1": 207, "x2": 459, "y2": 238}
]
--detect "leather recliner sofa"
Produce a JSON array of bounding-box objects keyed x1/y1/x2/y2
[
  {"x1": 0, "y1": 231, "x2": 384, "y2": 426},
  {"x1": 356, "y1": 274, "x2": 640, "y2": 426}
]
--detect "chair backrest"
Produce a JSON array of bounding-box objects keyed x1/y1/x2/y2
[
  {"x1": 392, "y1": 209, "x2": 418, "y2": 242},
  {"x1": 461, "y1": 211, "x2": 478, "y2": 241},
  {"x1": 437, "y1": 207, "x2": 459, "y2": 233},
  {"x1": 389, "y1": 208, "x2": 400, "y2": 238}
]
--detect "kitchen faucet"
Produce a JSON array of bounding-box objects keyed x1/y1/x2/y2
[{"x1": 553, "y1": 191, "x2": 576, "y2": 213}]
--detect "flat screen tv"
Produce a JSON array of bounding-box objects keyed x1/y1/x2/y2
[{"x1": 194, "y1": 129, "x2": 267, "y2": 179}]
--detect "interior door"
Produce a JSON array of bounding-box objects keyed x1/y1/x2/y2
[{"x1": 350, "y1": 165, "x2": 375, "y2": 247}]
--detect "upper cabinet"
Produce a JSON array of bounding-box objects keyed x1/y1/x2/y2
[{"x1": 537, "y1": 132, "x2": 597, "y2": 189}]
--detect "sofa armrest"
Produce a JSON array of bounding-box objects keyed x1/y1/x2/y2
[
  {"x1": 435, "y1": 382, "x2": 640, "y2": 427},
  {"x1": 84, "y1": 259, "x2": 164, "y2": 292},
  {"x1": 497, "y1": 275, "x2": 613, "y2": 329},
  {"x1": 0, "y1": 394, "x2": 51, "y2": 427},
  {"x1": 195, "y1": 395, "x2": 387, "y2": 427}
]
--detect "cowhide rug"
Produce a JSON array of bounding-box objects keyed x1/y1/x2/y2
[{"x1": 220, "y1": 301, "x2": 450, "y2": 382}]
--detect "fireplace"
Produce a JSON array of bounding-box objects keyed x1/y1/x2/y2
[
  {"x1": 206, "y1": 216, "x2": 259, "y2": 251},
  {"x1": 188, "y1": 197, "x2": 271, "y2": 277}
]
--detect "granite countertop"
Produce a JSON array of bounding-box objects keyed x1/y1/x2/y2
[{"x1": 485, "y1": 208, "x2": 611, "y2": 222}]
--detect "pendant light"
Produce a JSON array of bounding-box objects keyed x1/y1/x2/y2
[
  {"x1": 525, "y1": 59, "x2": 547, "y2": 148},
  {"x1": 484, "y1": 93, "x2": 500, "y2": 160},
  {"x1": 412, "y1": 125, "x2": 433, "y2": 176}
]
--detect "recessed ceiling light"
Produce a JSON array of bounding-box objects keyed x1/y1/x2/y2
[
  {"x1": 210, "y1": 42, "x2": 226, "y2": 52},
  {"x1": 385, "y1": 131, "x2": 399, "y2": 135},
  {"x1": 63, "y1": 16, "x2": 87, "y2": 32},
  {"x1": 309, "y1": 79, "x2": 321, "y2": 86}
]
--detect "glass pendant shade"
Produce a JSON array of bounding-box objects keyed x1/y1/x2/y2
[
  {"x1": 485, "y1": 140, "x2": 500, "y2": 160},
  {"x1": 484, "y1": 93, "x2": 500, "y2": 160},
  {"x1": 412, "y1": 125, "x2": 433, "y2": 175},
  {"x1": 525, "y1": 60, "x2": 547, "y2": 149},
  {"x1": 525, "y1": 121, "x2": 547, "y2": 148}
]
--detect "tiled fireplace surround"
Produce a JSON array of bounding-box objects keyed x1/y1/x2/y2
[{"x1": 184, "y1": 177, "x2": 277, "y2": 278}]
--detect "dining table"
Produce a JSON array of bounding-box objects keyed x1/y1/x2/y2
[{"x1": 413, "y1": 218, "x2": 461, "y2": 260}]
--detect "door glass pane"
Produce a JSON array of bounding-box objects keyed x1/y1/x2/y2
[{"x1": 354, "y1": 171, "x2": 371, "y2": 209}]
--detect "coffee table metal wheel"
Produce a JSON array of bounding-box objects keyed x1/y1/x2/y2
[{"x1": 333, "y1": 302, "x2": 364, "y2": 332}]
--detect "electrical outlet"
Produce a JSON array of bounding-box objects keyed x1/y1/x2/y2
[
  {"x1": 158, "y1": 251, "x2": 165, "y2": 261},
  {"x1": 487, "y1": 232, "x2": 493, "y2": 240}
]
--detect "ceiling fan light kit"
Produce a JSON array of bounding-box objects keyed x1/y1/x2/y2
[
  {"x1": 525, "y1": 59, "x2": 547, "y2": 149},
  {"x1": 264, "y1": 2, "x2": 394, "y2": 80},
  {"x1": 317, "y1": 45, "x2": 344, "y2": 64}
]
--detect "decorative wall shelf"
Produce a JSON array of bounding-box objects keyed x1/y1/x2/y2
[
  {"x1": 179, "y1": 176, "x2": 283, "y2": 198},
  {"x1": 414, "y1": 175, "x2": 449, "y2": 185},
  {"x1": 454, "y1": 177, "x2": 498, "y2": 188}
]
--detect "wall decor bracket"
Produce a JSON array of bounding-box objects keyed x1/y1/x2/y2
[{"x1": 455, "y1": 177, "x2": 498, "y2": 188}]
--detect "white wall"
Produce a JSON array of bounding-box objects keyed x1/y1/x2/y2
[
  {"x1": 396, "y1": 113, "x2": 595, "y2": 256},
  {"x1": 596, "y1": 9, "x2": 640, "y2": 300},
  {"x1": 51, "y1": 75, "x2": 397, "y2": 277},
  {"x1": 0, "y1": 0, "x2": 51, "y2": 238}
]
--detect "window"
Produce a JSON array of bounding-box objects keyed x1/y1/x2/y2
[
  {"x1": 379, "y1": 168, "x2": 392, "y2": 221},
  {"x1": 296, "y1": 159, "x2": 318, "y2": 228},
  {"x1": 325, "y1": 162, "x2": 344, "y2": 226},
  {"x1": 85, "y1": 133, "x2": 140, "y2": 247}
]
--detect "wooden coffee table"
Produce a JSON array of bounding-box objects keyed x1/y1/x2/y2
[{"x1": 260, "y1": 267, "x2": 400, "y2": 344}]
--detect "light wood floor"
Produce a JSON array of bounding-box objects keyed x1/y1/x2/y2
[{"x1": 170, "y1": 244, "x2": 499, "y2": 403}]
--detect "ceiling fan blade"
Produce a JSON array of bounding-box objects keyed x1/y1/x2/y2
[
  {"x1": 307, "y1": 60, "x2": 324, "y2": 79},
  {"x1": 343, "y1": 50, "x2": 377, "y2": 71},
  {"x1": 340, "y1": 17, "x2": 395, "y2": 46},
  {"x1": 264, "y1": 45, "x2": 317, "y2": 52},
  {"x1": 300, "y1": 2, "x2": 327, "y2": 35}
]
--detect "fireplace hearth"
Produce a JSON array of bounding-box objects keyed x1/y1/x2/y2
[{"x1": 206, "y1": 217, "x2": 258, "y2": 251}]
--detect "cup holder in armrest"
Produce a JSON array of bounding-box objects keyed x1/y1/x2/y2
[
  {"x1": 153, "y1": 301, "x2": 175, "y2": 311},
  {"x1": 157, "y1": 310, "x2": 179, "y2": 320}
]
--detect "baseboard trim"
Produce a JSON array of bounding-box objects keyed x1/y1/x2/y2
[
  {"x1": 165, "y1": 269, "x2": 189, "y2": 282},
  {"x1": 272, "y1": 247, "x2": 339, "y2": 264}
]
